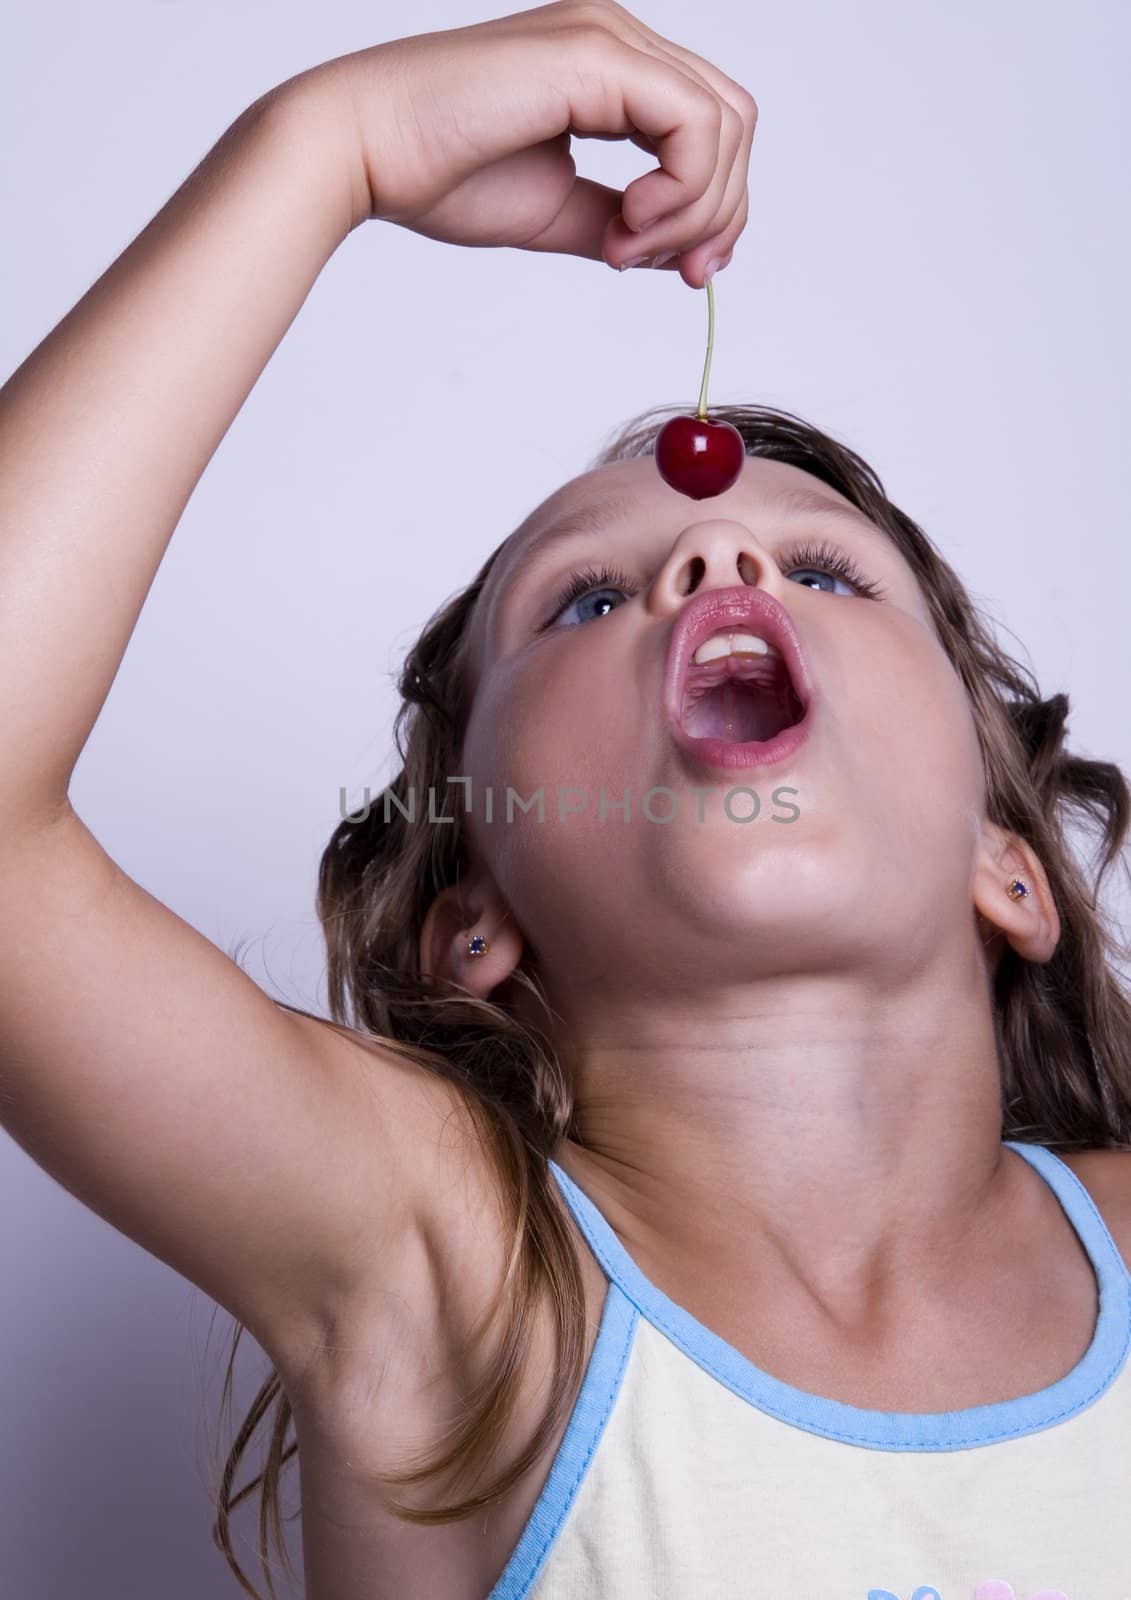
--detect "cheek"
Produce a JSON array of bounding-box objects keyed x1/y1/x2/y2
[
  {"x1": 464, "y1": 636, "x2": 641, "y2": 798},
  {"x1": 844, "y1": 618, "x2": 985, "y2": 838},
  {"x1": 461, "y1": 640, "x2": 650, "y2": 913}
]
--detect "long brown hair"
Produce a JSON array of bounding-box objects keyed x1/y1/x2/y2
[{"x1": 208, "y1": 403, "x2": 1131, "y2": 1598}]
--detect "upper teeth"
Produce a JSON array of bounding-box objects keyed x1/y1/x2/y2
[{"x1": 692, "y1": 630, "x2": 780, "y2": 666}]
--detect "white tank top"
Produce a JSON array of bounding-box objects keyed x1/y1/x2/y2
[{"x1": 486, "y1": 1141, "x2": 1131, "y2": 1599}]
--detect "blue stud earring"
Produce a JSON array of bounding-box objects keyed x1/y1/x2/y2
[
  {"x1": 1006, "y1": 875, "x2": 1031, "y2": 901},
  {"x1": 467, "y1": 934, "x2": 490, "y2": 958}
]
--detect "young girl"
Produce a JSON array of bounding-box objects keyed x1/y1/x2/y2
[{"x1": 2, "y1": 4, "x2": 1129, "y2": 1599}]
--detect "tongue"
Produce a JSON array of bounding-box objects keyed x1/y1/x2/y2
[{"x1": 683, "y1": 679, "x2": 790, "y2": 743}]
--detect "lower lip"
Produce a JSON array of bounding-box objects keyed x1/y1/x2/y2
[{"x1": 667, "y1": 702, "x2": 813, "y2": 774}]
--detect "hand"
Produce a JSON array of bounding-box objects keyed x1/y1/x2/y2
[{"x1": 295, "y1": 0, "x2": 757, "y2": 288}]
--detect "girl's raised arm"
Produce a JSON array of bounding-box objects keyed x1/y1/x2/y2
[{"x1": 0, "y1": 1, "x2": 755, "y2": 1379}]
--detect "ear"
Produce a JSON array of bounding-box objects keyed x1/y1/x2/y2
[
  {"x1": 418, "y1": 867, "x2": 525, "y2": 998},
  {"x1": 972, "y1": 823, "x2": 1060, "y2": 967}
]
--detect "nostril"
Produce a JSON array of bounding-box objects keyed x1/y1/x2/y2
[{"x1": 682, "y1": 555, "x2": 707, "y2": 595}]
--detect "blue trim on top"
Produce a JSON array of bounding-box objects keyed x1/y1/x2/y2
[
  {"x1": 486, "y1": 1279, "x2": 637, "y2": 1600},
  {"x1": 545, "y1": 1140, "x2": 1131, "y2": 1452}
]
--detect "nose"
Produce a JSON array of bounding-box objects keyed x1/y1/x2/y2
[{"x1": 645, "y1": 519, "x2": 789, "y2": 619}]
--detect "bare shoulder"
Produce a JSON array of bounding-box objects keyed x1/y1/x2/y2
[
  {"x1": 254, "y1": 1011, "x2": 511, "y2": 1392},
  {"x1": 280, "y1": 1023, "x2": 577, "y2": 1512},
  {"x1": 312, "y1": 1013, "x2": 510, "y2": 1257},
  {"x1": 1057, "y1": 1147, "x2": 1131, "y2": 1274},
  {"x1": 278, "y1": 1060, "x2": 597, "y2": 1600},
  {"x1": 280, "y1": 1013, "x2": 518, "y2": 1365}
]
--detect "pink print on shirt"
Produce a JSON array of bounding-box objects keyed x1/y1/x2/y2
[
  {"x1": 974, "y1": 1586, "x2": 1070, "y2": 1600},
  {"x1": 868, "y1": 1586, "x2": 1074, "y2": 1599}
]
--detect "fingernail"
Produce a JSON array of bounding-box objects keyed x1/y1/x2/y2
[
  {"x1": 703, "y1": 257, "x2": 723, "y2": 282},
  {"x1": 651, "y1": 250, "x2": 677, "y2": 268},
  {"x1": 619, "y1": 254, "x2": 650, "y2": 271}
]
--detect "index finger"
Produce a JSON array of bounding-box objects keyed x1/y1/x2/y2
[
  {"x1": 561, "y1": 25, "x2": 728, "y2": 234},
  {"x1": 603, "y1": 1, "x2": 758, "y2": 154},
  {"x1": 574, "y1": 5, "x2": 758, "y2": 273}
]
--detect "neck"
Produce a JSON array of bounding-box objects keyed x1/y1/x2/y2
[{"x1": 551, "y1": 953, "x2": 1019, "y2": 1327}]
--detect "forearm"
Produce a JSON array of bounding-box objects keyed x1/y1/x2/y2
[{"x1": 0, "y1": 71, "x2": 365, "y2": 821}]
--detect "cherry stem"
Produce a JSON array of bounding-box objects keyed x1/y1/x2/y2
[{"x1": 695, "y1": 276, "x2": 716, "y2": 421}]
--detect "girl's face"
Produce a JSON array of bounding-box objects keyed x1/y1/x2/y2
[{"x1": 460, "y1": 456, "x2": 987, "y2": 1011}]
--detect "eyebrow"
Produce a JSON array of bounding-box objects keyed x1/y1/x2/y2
[{"x1": 519, "y1": 484, "x2": 885, "y2": 563}]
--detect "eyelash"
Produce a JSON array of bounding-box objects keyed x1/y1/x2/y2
[{"x1": 537, "y1": 538, "x2": 886, "y2": 630}]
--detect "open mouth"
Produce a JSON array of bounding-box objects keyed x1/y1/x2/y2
[
  {"x1": 679, "y1": 650, "x2": 807, "y2": 744},
  {"x1": 663, "y1": 589, "x2": 815, "y2": 772}
]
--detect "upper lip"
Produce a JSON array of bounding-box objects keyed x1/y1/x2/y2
[{"x1": 663, "y1": 586, "x2": 813, "y2": 731}]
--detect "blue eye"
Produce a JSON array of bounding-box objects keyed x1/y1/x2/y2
[
  {"x1": 781, "y1": 539, "x2": 885, "y2": 599},
  {"x1": 539, "y1": 563, "x2": 636, "y2": 630}
]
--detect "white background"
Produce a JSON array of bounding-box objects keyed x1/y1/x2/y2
[{"x1": 1, "y1": 1, "x2": 1128, "y2": 1593}]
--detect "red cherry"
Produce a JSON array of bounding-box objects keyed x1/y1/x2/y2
[
  {"x1": 651, "y1": 275, "x2": 744, "y2": 499},
  {"x1": 655, "y1": 414, "x2": 745, "y2": 500}
]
